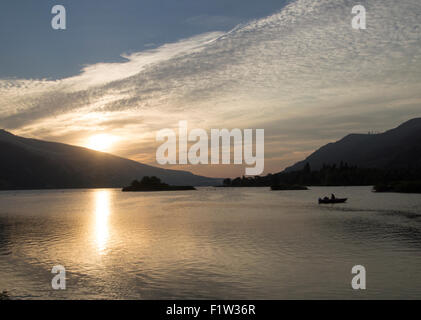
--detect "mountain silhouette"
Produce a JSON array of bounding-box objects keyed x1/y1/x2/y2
[
  {"x1": 285, "y1": 118, "x2": 421, "y2": 172},
  {"x1": 0, "y1": 130, "x2": 220, "y2": 189}
]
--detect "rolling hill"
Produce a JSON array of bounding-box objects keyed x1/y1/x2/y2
[
  {"x1": 284, "y1": 118, "x2": 421, "y2": 172},
  {"x1": 0, "y1": 130, "x2": 221, "y2": 189}
]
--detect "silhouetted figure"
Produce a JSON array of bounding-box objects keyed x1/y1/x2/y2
[{"x1": 331, "y1": 193, "x2": 336, "y2": 200}]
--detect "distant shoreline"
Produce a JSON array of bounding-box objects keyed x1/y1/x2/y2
[
  {"x1": 1, "y1": 185, "x2": 420, "y2": 194},
  {"x1": 122, "y1": 186, "x2": 196, "y2": 192},
  {"x1": 0, "y1": 186, "x2": 122, "y2": 192}
]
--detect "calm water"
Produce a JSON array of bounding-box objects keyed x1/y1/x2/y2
[{"x1": 0, "y1": 186, "x2": 421, "y2": 299}]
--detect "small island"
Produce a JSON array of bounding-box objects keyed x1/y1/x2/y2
[
  {"x1": 373, "y1": 181, "x2": 421, "y2": 194},
  {"x1": 122, "y1": 176, "x2": 196, "y2": 192}
]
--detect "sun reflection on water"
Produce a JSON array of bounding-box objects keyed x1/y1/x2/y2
[{"x1": 94, "y1": 190, "x2": 111, "y2": 254}]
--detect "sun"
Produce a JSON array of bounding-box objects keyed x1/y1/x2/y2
[{"x1": 86, "y1": 134, "x2": 116, "y2": 152}]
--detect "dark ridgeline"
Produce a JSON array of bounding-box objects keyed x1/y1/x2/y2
[
  {"x1": 223, "y1": 118, "x2": 421, "y2": 193},
  {"x1": 0, "y1": 129, "x2": 221, "y2": 190},
  {"x1": 122, "y1": 176, "x2": 196, "y2": 192},
  {"x1": 223, "y1": 163, "x2": 421, "y2": 187},
  {"x1": 284, "y1": 117, "x2": 421, "y2": 172},
  {"x1": 1, "y1": 117, "x2": 420, "y2": 192}
]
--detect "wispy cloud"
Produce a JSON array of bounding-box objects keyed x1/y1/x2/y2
[{"x1": 0, "y1": 0, "x2": 420, "y2": 177}]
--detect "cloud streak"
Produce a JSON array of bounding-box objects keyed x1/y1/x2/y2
[{"x1": 0, "y1": 0, "x2": 420, "y2": 177}]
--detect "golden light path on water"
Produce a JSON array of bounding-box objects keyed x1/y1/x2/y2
[
  {"x1": 2, "y1": 187, "x2": 421, "y2": 299},
  {"x1": 94, "y1": 190, "x2": 111, "y2": 254}
]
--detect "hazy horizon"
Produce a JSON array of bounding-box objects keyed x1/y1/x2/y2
[{"x1": 1, "y1": 116, "x2": 419, "y2": 180}]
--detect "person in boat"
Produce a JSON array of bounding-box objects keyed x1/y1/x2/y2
[
  {"x1": 331, "y1": 193, "x2": 336, "y2": 200},
  {"x1": 323, "y1": 196, "x2": 329, "y2": 201}
]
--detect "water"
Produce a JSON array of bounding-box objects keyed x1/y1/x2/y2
[{"x1": 0, "y1": 186, "x2": 421, "y2": 299}]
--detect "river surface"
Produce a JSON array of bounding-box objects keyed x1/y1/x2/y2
[{"x1": 0, "y1": 186, "x2": 420, "y2": 299}]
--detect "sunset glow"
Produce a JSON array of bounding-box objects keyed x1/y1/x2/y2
[{"x1": 86, "y1": 134, "x2": 117, "y2": 152}]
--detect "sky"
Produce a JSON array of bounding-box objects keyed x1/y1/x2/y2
[{"x1": 0, "y1": 0, "x2": 420, "y2": 178}]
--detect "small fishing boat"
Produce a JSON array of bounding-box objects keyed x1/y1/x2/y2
[{"x1": 318, "y1": 197, "x2": 347, "y2": 204}]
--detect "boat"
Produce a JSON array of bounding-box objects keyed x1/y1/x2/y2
[{"x1": 318, "y1": 197, "x2": 347, "y2": 204}]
